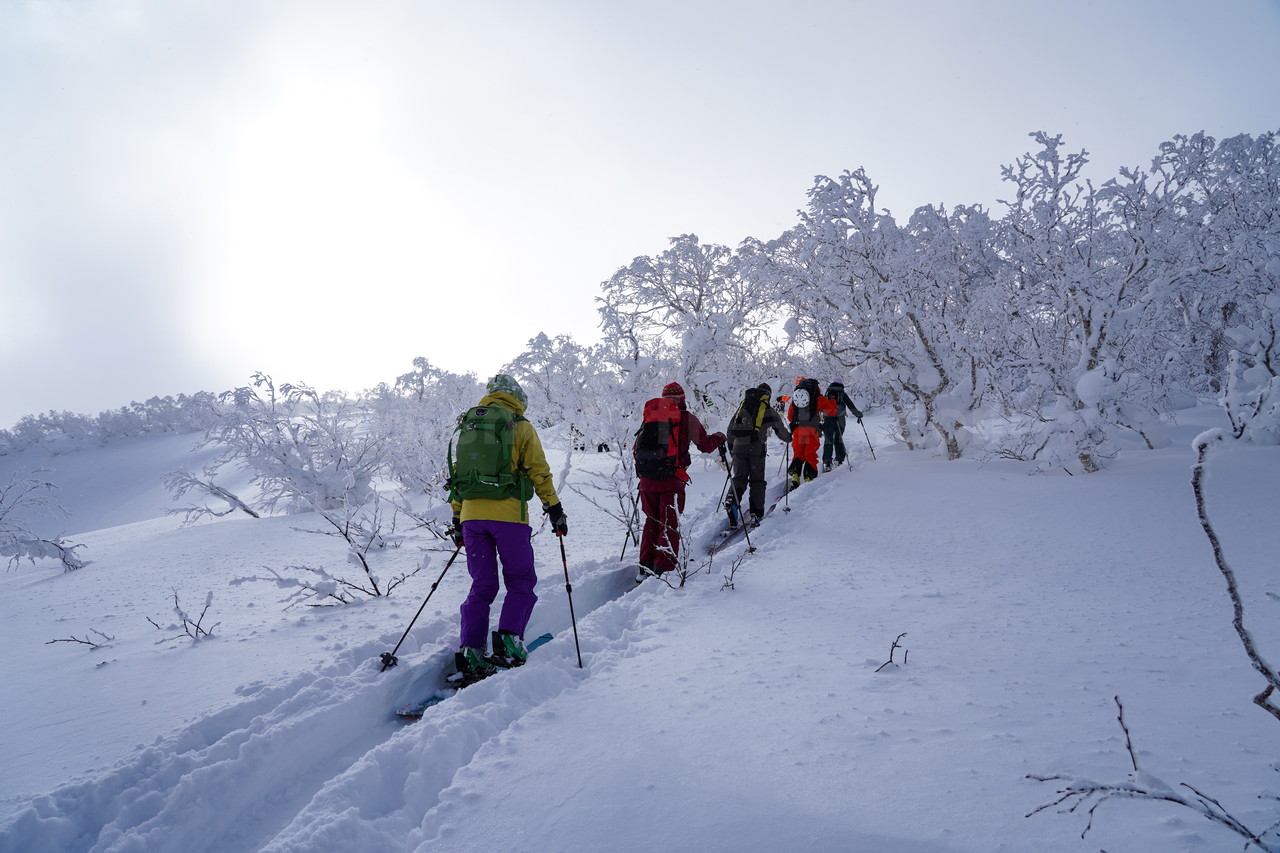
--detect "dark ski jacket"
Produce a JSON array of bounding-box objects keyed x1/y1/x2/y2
[
  {"x1": 825, "y1": 384, "x2": 864, "y2": 421},
  {"x1": 726, "y1": 398, "x2": 791, "y2": 455}
]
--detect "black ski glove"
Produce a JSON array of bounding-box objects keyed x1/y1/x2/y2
[
  {"x1": 446, "y1": 516, "x2": 464, "y2": 549},
  {"x1": 546, "y1": 503, "x2": 568, "y2": 536}
]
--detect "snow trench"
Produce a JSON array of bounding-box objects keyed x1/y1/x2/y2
[{"x1": 0, "y1": 559, "x2": 654, "y2": 853}]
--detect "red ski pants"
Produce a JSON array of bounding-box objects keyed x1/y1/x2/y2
[{"x1": 639, "y1": 487, "x2": 686, "y2": 574}]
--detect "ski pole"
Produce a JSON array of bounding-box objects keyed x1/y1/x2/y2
[
  {"x1": 716, "y1": 445, "x2": 735, "y2": 513},
  {"x1": 782, "y1": 441, "x2": 792, "y2": 512},
  {"x1": 859, "y1": 417, "x2": 877, "y2": 461},
  {"x1": 717, "y1": 446, "x2": 753, "y2": 551},
  {"x1": 558, "y1": 533, "x2": 584, "y2": 668},
  {"x1": 717, "y1": 451, "x2": 732, "y2": 507},
  {"x1": 380, "y1": 543, "x2": 462, "y2": 671}
]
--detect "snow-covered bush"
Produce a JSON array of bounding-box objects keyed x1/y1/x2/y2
[
  {"x1": 147, "y1": 590, "x2": 219, "y2": 642},
  {"x1": 230, "y1": 493, "x2": 423, "y2": 607},
  {"x1": 0, "y1": 470, "x2": 86, "y2": 571},
  {"x1": 180, "y1": 373, "x2": 418, "y2": 602},
  {"x1": 198, "y1": 373, "x2": 385, "y2": 515}
]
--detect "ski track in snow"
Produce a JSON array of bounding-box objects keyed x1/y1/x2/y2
[
  {"x1": 2, "y1": 553, "x2": 650, "y2": 853},
  {"x1": 0, "y1": 444, "x2": 667, "y2": 853},
  {"x1": 260, "y1": 571, "x2": 654, "y2": 853}
]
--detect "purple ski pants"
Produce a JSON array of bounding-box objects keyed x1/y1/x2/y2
[{"x1": 459, "y1": 519, "x2": 538, "y2": 650}]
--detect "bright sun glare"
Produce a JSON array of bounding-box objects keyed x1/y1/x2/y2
[{"x1": 194, "y1": 66, "x2": 441, "y2": 388}]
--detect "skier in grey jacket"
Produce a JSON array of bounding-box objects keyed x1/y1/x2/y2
[{"x1": 724, "y1": 383, "x2": 791, "y2": 526}]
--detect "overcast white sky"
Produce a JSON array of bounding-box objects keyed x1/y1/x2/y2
[{"x1": 2, "y1": 0, "x2": 1279, "y2": 430}]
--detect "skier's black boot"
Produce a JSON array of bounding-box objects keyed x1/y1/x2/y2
[{"x1": 723, "y1": 496, "x2": 740, "y2": 529}]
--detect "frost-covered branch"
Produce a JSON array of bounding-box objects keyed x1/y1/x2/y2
[
  {"x1": 231, "y1": 565, "x2": 358, "y2": 609},
  {"x1": 163, "y1": 467, "x2": 260, "y2": 524}
]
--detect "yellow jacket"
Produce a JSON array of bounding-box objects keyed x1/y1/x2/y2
[{"x1": 450, "y1": 391, "x2": 559, "y2": 525}]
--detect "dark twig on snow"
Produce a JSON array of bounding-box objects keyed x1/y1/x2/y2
[
  {"x1": 1192, "y1": 434, "x2": 1280, "y2": 723},
  {"x1": 45, "y1": 628, "x2": 115, "y2": 649},
  {"x1": 875, "y1": 632, "x2": 909, "y2": 672},
  {"x1": 175, "y1": 590, "x2": 217, "y2": 639},
  {"x1": 1028, "y1": 436, "x2": 1280, "y2": 851},
  {"x1": 720, "y1": 551, "x2": 748, "y2": 591},
  {"x1": 1027, "y1": 771, "x2": 1277, "y2": 850},
  {"x1": 1027, "y1": 695, "x2": 1279, "y2": 851},
  {"x1": 1115, "y1": 696, "x2": 1139, "y2": 773},
  {"x1": 648, "y1": 541, "x2": 697, "y2": 589},
  {"x1": 149, "y1": 590, "x2": 219, "y2": 641}
]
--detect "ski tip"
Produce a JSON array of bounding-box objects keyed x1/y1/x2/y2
[{"x1": 395, "y1": 694, "x2": 448, "y2": 719}]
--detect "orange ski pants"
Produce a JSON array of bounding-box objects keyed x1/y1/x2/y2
[{"x1": 791, "y1": 426, "x2": 821, "y2": 472}]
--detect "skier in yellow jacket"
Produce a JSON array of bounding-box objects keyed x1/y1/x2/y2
[{"x1": 446, "y1": 374, "x2": 566, "y2": 683}]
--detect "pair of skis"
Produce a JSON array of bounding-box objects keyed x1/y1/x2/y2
[
  {"x1": 394, "y1": 632, "x2": 554, "y2": 720},
  {"x1": 706, "y1": 482, "x2": 790, "y2": 555}
]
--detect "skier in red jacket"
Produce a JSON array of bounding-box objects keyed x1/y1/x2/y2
[{"x1": 635, "y1": 382, "x2": 725, "y2": 578}]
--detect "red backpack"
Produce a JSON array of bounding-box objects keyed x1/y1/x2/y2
[{"x1": 633, "y1": 397, "x2": 683, "y2": 479}]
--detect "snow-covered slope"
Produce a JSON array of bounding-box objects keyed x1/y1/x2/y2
[{"x1": 2, "y1": 410, "x2": 1278, "y2": 852}]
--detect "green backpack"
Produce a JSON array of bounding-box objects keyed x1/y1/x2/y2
[{"x1": 446, "y1": 405, "x2": 535, "y2": 503}]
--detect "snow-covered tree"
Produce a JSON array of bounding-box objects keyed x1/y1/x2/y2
[
  {"x1": 1154, "y1": 132, "x2": 1280, "y2": 442},
  {"x1": 3, "y1": 411, "x2": 98, "y2": 455},
  {"x1": 179, "y1": 372, "x2": 433, "y2": 601},
  {"x1": 993, "y1": 133, "x2": 1162, "y2": 471},
  {"x1": 503, "y1": 333, "x2": 600, "y2": 439},
  {"x1": 1, "y1": 392, "x2": 220, "y2": 455},
  {"x1": 366, "y1": 358, "x2": 481, "y2": 500},
  {"x1": 598, "y1": 233, "x2": 787, "y2": 410},
  {"x1": 779, "y1": 169, "x2": 1003, "y2": 458}
]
